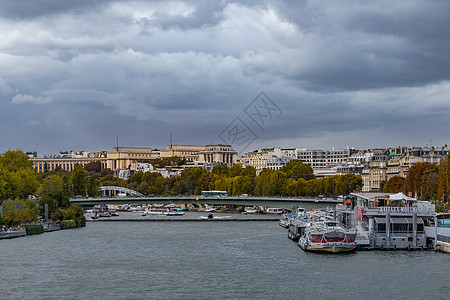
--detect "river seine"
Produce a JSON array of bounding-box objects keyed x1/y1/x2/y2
[{"x1": 1, "y1": 213, "x2": 449, "y2": 299}]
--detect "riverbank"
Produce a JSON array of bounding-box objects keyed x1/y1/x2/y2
[{"x1": 96, "y1": 218, "x2": 279, "y2": 222}]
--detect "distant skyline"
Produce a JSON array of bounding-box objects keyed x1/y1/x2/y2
[{"x1": 1, "y1": 1, "x2": 450, "y2": 155}]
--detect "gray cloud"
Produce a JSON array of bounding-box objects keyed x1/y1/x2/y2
[
  {"x1": 0, "y1": 0, "x2": 449, "y2": 155},
  {"x1": 0, "y1": 0, "x2": 115, "y2": 19}
]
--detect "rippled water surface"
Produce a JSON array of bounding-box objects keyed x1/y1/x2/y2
[{"x1": 1, "y1": 216, "x2": 449, "y2": 299}]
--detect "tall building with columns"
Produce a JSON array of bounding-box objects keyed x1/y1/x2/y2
[
  {"x1": 32, "y1": 144, "x2": 237, "y2": 173},
  {"x1": 198, "y1": 144, "x2": 237, "y2": 167},
  {"x1": 160, "y1": 144, "x2": 237, "y2": 167}
]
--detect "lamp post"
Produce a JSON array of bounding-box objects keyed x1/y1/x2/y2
[
  {"x1": 230, "y1": 181, "x2": 233, "y2": 196},
  {"x1": 87, "y1": 176, "x2": 91, "y2": 197},
  {"x1": 442, "y1": 191, "x2": 446, "y2": 228}
]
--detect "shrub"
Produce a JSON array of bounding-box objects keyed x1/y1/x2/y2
[
  {"x1": 60, "y1": 219, "x2": 76, "y2": 229},
  {"x1": 26, "y1": 224, "x2": 44, "y2": 235}
]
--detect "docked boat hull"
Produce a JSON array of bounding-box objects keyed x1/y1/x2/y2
[
  {"x1": 299, "y1": 242, "x2": 357, "y2": 253},
  {"x1": 298, "y1": 223, "x2": 357, "y2": 253}
]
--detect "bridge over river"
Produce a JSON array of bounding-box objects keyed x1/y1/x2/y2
[{"x1": 69, "y1": 195, "x2": 342, "y2": 210}]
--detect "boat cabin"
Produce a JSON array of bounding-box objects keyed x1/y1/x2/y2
[{"x1": 372, "y1": 216, "x2": 426, "y2": 249}]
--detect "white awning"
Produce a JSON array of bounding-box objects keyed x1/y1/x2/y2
[{"x1": 388, "y1": 192, "x2": 417, "y2": 201}]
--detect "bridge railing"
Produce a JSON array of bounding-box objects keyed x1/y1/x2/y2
[{"x1": 70, "y1": 195, "x2": 343, "y2": 202}]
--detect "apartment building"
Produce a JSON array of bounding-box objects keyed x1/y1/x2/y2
[
  {"x1": 240, "y1": 147, "x2": 295, "y2": 174},
  {"x1": 361, "y1": 146, "x2": 448, "y2": 192},
  {"x1": 296, "y1": 148, "x2": 350, "y2": 169},
  {"x1": 240, "y1": 149, "x2": 270, "y2": 174}
]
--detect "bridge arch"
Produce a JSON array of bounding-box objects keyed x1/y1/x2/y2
[{"x1": 100, "y1": 186, "x2": 144, "y2": 197}]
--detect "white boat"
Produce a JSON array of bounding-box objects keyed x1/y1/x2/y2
[
  {"x1": 298, "y1": 220, "x2": 357, "y2": 253},
  {"x1": 266, "y1": 208, "x2": 284, "y2": 214},
  {"x1": 279, "y1": 213, "x2": 292, "y2": 228},
  {"x1": 241, "y1": 206, "x2": 260, "y2": 214},
  {"x1": 116, "y1": 205, "x2": 139, "y2": 212},
  {"x1": 281, "y1": 207, "x2": 307, "y2": 228},
  {"x1": 167, "y1": 209, "x2": 185, "y2": 216},
  {"x1": 204, "y1": 206, "x2": 217, "y2": 212},
  {"x1": 142, "y1": 206, "x2": 170, "y2": 216},
  {"x1": 84, "y1": 211, "x2": 99, "y2": 221}
]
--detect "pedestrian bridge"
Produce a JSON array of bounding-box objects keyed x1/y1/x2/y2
[
  {"x1": 69, "y1": 195, "x2": 342, "y2": 210},
  {"x1": 100, "y1": 186, "x2": 144, "y2": 197}
]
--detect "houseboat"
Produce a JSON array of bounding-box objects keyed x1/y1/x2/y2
[
  {"x1": 337, "y1": 192, "x2": 436, "y2": 250},
  {"x1": 298, "y1": 220, "x2": 357, "y2": 253}
]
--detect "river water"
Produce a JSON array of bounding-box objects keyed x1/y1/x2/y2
[{"x1": 1, "y1": 213, "x2": 449, "y2": 300}]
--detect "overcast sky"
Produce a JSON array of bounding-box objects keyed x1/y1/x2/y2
[{"x1": 1, "y1": 0, "x2": 450, "y2": 156}]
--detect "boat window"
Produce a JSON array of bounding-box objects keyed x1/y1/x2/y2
[
  {"x1": 417, "y1": 224, "x2": 424, "y2": 232},
  {"x1": 311, "y1": 234, "x2": 322, "y2": 243},
  {"x1": 324, "y1": 232, "x2": 345, "y2": 242},
  {"x1": 393, "y1": 223, "x2": 409, "y2": 233},
  {"x1": 377, "y1": 223, "x2": 386, "y2": 233},
  {"x1": 346, "y1": 234, "x2": 356, "y2": 242}
]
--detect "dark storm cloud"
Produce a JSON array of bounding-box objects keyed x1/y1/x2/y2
[
  {"x1": 1, "y1": 0, "x2": 450, "y2": 154},
  {"x1": 0, "y1": 0, "x2": 115, "y2": 19},
  {"x1": 270, "y1": 0, "x2": 450, "y2": 91}
]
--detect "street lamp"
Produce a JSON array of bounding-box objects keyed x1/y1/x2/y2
[
  {"x1": 87, "y1": 176, "x2": 91, "y2": 197},
  {"x1": 442, "y1": 191, "x2": 446, "y2": 228}
]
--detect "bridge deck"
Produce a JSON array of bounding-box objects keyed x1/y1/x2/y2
[{"x1": 70, "y1": 196, "x2": 342, "y2": 210}]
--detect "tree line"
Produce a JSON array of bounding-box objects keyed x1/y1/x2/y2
[
  {"x1": 380, "y1": 152, "x2": 450, "y2": 212},
  {"x1": 123, "y1": 159, "x2": 363, "y2": 198},
  {"x1": 0, "y1": 149, "x2": 100, "y2": 224}
]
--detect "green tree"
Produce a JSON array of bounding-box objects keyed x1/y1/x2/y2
[
  {"x1": 180, "y1": 168, "x2": 207, "y2": 194},
  {"x1": 230, "y1": 176, "x2": 254, "y2": 195},
  {"x1": 2, "y1": 198, "x2": 39, "y2": 223},
  {"x1": 70, "y1": 165, "x2": 90, "y2": 197},
  {"x1": 10, "y1": 168, "x2": 40, "y2": 199},
  {"x1": 38, "y1": 174, "x2": 69, "y2": 214},
  {"x1": 254, "y1": 169, "x2": 282, "y2": 196},
  {"x1": 0, "y1": 168, "x2": 12, "y2": 200},
  {"x1": 383, "y1": 176, "x2": 406, "y2": 193},
  {"x1": 100, "y1": 174, "x2": 115, "y2": 186},
  {"x1": 0, "y1": 149, "x2": 33, "y2": 172},
  {"x1": 162, "y1": 156, "x2": 185, "y2": 166},
  {"x1": 0, "y1": 149, "x2": 39, "y2": 200},
  {"x1": 334, "y1": 174, "x2": 363, "y2": 195},
  {"x1": 64, "y1": 205, "x2": 84, "y2": 221},
  {"x1": 128, "y1": 172, "x2": 143, "y2": 186},
  {"x1": 437, "y1": 155, "x2": 449, "y2": 212},
  {"x1": 212, "y1": 177, "x2": 232, "y2": 193},
  {"x1": 139, "y1": 172, "x2": 163, "y2": 194},
  {"x1": 84, "y1": 161, "x2": 102, "y2": 177},
  {"x1": 406, "y1": 162, "x2": 439, "y2": 200},
  {"x1": 212, "y1": 164, "x2": 228, "y2": 175},
  {"x1": 228, "y1": 163, "x2": 243, "y2": 178},
  {"x1": 280, "y1": 160, "x2": 315, "y2": 181},
  {"x1": 240, "y1": 166, "x2": 256, "y2": 178}
]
